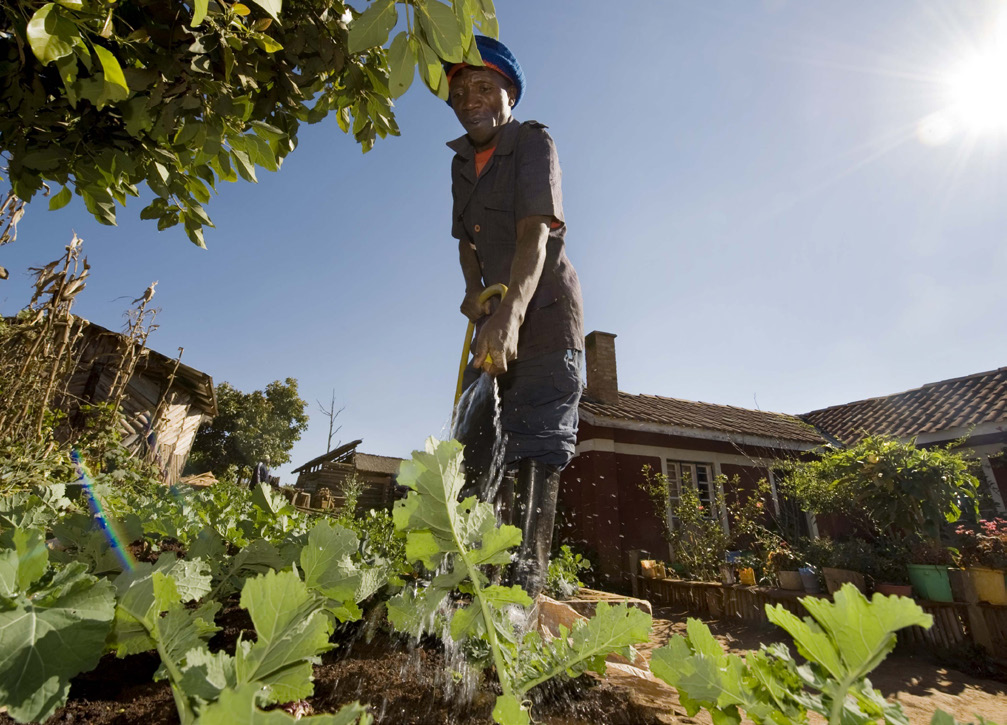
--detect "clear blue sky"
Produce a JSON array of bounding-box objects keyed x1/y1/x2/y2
[{"x1": 4, "y1": 1, "x2": 1007, "y2": 481}]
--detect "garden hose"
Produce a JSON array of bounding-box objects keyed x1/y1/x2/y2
[{"x1": 455, "y1": 283, "x2": 508, "y2": 406}]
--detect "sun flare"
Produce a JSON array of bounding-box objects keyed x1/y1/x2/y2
[{"x1": 947, "y1": 13, "x2": 1007, "y2": 133}]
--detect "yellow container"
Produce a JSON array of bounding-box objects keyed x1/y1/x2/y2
[
  {"x1": 739, "y1": 567, "x2": 756, "y2": 586},
  {"x1": 969, "y1": 567, "x2": 1007, "y2": 605}
]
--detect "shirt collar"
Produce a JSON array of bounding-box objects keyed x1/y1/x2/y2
[{"x1": 446, "y1": 117, "x2": 521, "y2": 159}]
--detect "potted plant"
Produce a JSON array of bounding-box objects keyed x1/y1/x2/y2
[
  {"x1": 953, "y1": 519, "x2": 1007, "y2": 605},
  {"x1": 908, "y1": 537, "x2": 955, "y2": 602},
  {"x1": 820, "y1": 538, "x2": 870, "y2": 595},
  {"x1": 871, "y1": 539, "x2": 913, "y2": 597},
  {"x1": 767, "y1": 544, "x2": 803, "y2": 591},
  {"x1": 798, "y1": 565, "x2": 822, "y2": 594}
]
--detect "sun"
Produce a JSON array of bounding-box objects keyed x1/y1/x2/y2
[{"x1": 947, "y1": 14, "x2": 1007, "y2": 134}]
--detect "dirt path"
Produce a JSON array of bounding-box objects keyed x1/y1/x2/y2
[{"x1": 618, "y1": 607, "x2": 1007, "y2": 725}]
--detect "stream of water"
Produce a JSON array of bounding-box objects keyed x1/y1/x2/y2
[{"x1": 449, "y1": 371, "x2": 507, "y2": 506}]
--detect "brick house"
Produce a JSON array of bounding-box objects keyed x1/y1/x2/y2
[{"x1": 560, "y1": 332, "x2": 1007, "y2": 584}]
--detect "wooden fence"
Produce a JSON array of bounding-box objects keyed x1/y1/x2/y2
[{"x1": 636, "y1": 576, "x2": 1007, "y2": 656}]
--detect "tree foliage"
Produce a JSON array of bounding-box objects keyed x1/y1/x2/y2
[
  {"x1": 187, "y1": 377, "x2": 308, "y2": 476},
  {"x1": 1, "y1": 0, "x2": 497, "y2": 246}
]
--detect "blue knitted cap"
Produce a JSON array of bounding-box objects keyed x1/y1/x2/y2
[{"x1": 444, "y1": 35, "x2": 525, "y2": 107}]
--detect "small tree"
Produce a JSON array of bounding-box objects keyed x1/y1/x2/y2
[
  {"x1": 1, "y1": 0, "x2": 497, "y2": 246},
  {"x1": 780, "y1": 435, "x2": 981, "y2": 541},
  {"x1": 186, "y1": 377, "x2": 308, "y2": 477}
]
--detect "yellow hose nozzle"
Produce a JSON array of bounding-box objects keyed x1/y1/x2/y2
[{"x1": 454, "y1": 284, "x2": 508, "y2": 406}]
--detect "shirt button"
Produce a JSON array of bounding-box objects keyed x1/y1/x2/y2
[{"x1": 474, "y1": 224, "x2": 481, "y2": 233}]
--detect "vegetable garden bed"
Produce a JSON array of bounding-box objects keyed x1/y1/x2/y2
[{"x1": 0, "y1": 613, "x2": 664, "y2": 725}]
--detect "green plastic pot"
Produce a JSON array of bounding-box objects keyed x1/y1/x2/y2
[{"x1": 907, "y1": 563, "x2": 952, "y2": 602}]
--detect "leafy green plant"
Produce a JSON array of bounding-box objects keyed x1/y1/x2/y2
[
  {"x1": 780, "y1": 436, "x2": 980, "y2": 541},
  {"x1": 669, "y1": 482, "x2": 730, "y2": 581},
  {"x1": 545, "y1": 544, "x2": 592, "y2": 599},
  {"x1": 0, "y1": 528, "x2": 116, "y2": 723},
  {"x1": 652, "y1": 584, "x2": 937, "y2": 725},
  {"x1": 389, "y1": 438, "x2": 652, "y2": 725}
]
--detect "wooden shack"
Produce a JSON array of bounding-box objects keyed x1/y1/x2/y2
[
  {"x1": 291, "y1": 440, "x2": 403, "y2": 513},
  {"x1": 65, "y1": 319, "x2": 217, "y2": 485}
]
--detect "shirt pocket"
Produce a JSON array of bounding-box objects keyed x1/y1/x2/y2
[{"x1": 480, "y1": 192, "x2": 516, "y2": 246}]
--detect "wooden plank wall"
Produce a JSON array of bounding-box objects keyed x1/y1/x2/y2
[
  {"x1": 636, "y1": 577, "x2": 1007, "y2": 656},
  {"x1": 295, "y1": 461, "x2": 394, "y2": 514},
  {"x1": 69, "y1": 356, "x2": 203, "y2": 486}
]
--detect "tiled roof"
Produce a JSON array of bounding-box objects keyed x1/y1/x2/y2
[
  {"x1": 580, "y1": 392, "x2": 826, "y2": 445},
  {"x1": 800, "y1": 367, "x2": 1007, "y2": 446}
]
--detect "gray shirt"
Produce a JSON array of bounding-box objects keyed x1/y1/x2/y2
[{"x1": 448, "y1": 118, "x2": 584, "y2": 359}]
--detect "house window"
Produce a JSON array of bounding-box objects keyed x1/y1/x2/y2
[{"x1": 665, "y1": 460, "x2": 716, "y2": 526}]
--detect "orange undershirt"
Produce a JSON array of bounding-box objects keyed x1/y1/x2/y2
[
  {"x1": 474, "y1": 146, "x2": 561, "y2": 229},
  {"x1": 474, "y1": 147, "x2": 495, "y2": 177}
]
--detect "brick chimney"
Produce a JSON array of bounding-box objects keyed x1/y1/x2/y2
[{"x1": 584, "y1": 331, "x2": 619, "y2": 405}]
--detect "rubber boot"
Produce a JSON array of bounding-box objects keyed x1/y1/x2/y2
[{"x1": 510, "y1": 459, "x2": 561, "y2": 599}]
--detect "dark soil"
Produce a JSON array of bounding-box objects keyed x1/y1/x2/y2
[{"x1": 0, "y1": 651, "x2": 178, "y2": 725}]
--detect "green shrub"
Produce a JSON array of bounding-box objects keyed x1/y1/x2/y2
[
  {"x1": 780, "y1": 436, "x2": 980, "y2": 541},
  {"x1": 546, "y1": 544, "x2": 592, "y2": 599}
]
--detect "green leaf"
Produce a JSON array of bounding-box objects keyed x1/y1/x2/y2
[
  {"x1": 471, "y1": 523, "x2": 522, "y2": 566},
  {"x1": 474, "y1": 0, "x2": 498, "y2": 37},
  {"x1": 387, "y1": 32, "x2": 415, "y2": 99},
  {"x1": 250, "y1": 31, "x2": 283, "y2": 53},
  {"x1": 386, "y1": 586, "x2": 447, "y2": 638},
  {"x1": 191, "y1": 0, "x2": 209, "y2": 26},
  {"x1": 108, "y1": 558, "x2": 214, "y2": 657},
  {"x1": 250, "y1": 120, "x2": 284, "y2": 141},
  {"x1": 300, "y1": 520, "x2": 361, "y2": 603},
  {"x1": 248, "y1": 0, "x2": 283, "y2": 22},
  {"x1": 789, "y1": 585, "x2": 933, "y2": 681},
  {"x1": 234, "y1": 568, "x2": 332, "y2": 704},
  {"x1": 179, "y1": 647, "x2": 236, "y2": 703},
  {"x1": 251, "y1": 483, "x2": 289, "y2": 515},
  {"x1": 185, "y1": 222, "x2": 207, "y2": 248},
  {"x1": 347, "y1": 0, "x2": 397, "y2": 55},
  {"x1": 417, "y1": 1, "x2": 464, "y2": 63},
  {"x1": 520, "y1": 602, "x2": 651, "y2": 691},
  {"x1": 93, "y1": 45, "x2": 128, "y2": 93},
  {"x1": 196, "y1": 684, "x2": 371, "y2": 724},
  {"x1": 0, "y1": 528, "x2": 48, "y2": 596},
  {"x1": 211, "y1": 538, "x2": 284, "y2": 599},
  {"x1": 22, "y1": 146, "x2": 65, "y2": 172},
  {"x1": 26, "y1": 4, "x2": 79, "y2": 65},
  {"x1": 48, "y1": 185, "x2": 73, "y2": 210},
  {"x1": 0, "y1": 561, "x2": 115, "y2": 723},
  {"x1": 492, "y1": 693, "x2": 530, "y2": 725},
  {"x1": 416, "y1": 38, "x2": 448, "y2": 99}
]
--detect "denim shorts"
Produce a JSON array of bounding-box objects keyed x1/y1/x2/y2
[{"x1": 459, "y1": 348, "x2": 582, "y2": 470}]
